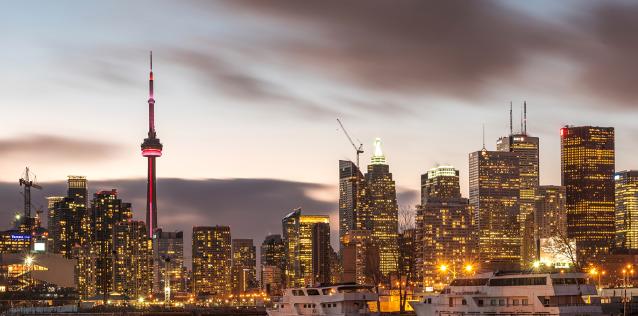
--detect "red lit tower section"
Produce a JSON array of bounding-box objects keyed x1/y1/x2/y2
[{"x1": 141, "y1": 52, "x2": 162, "y2": 236}]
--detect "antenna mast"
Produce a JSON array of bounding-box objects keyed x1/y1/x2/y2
[
  {"x1": 524, "y1": 101, "x2": 527, "y2": 135},
  {"x1": 482, "y1": 124, "x2": 486, "y2": 150},
  {"x1": 509, "y1": 101, "x2": 513, "y2": 135}
]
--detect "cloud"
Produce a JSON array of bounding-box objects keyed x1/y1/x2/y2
[
  {"x1": 573, "y1": 2, "x2": 638, "y2": 103},
  {"x1": 0, "y1": 134, "x2": 123, "y2": 162},
  {"x1": 221, "y1": 0, "x2": 563, "y2": 99},
  {"x1": 217, "y1": 0, "x2": 638, "y2": 106},
  {"x1": 162, "y1": 48, "x2": 339, "y2": 118}
]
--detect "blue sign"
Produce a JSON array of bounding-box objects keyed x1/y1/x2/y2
[{"x1": 10, "y1": 234, "x2": 31, "y2": 240}]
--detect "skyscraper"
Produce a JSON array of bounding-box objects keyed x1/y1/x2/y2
[
  {"x1": 535, "y1": 185, "x2": 567, "y2": 240},
  {"x1": 192, "y1": 226, "x2": 232, "y2": 296},
  {"x1": 113, "y1": 220, "x2": 153, "y2": 299},
  {"x1": 418, "y1": 165, "x2": 474, "y2": 287},
  {"x1": 91, "y1": 189, "x2": 132, "y2": 297},
  {"x1": 469, "y1": 149, "x2": 521, "y2": 270},
  {"x1": 49, "y1": 176, "x2": 89, "y2": 258},
  {"x1": 497, "y1": 115, "x2": 539, "y2": 263},
  {"x1": 339, "y1": 160, "x2": 364, "y2": 251},
  {"x1": 261, "y1": 234, "x2": 285, "y2": 268},
  {"x1": 46, "y1": 196, "x2": 64, "y2": 251},
  {"x1": 260, "y1": 234, "x2": 285, "y2": 295},
  {"x1": 141, "y1": 52, "x2": 163, "y2": 236},
  {"x1": 231, "y1": 239, "x2": 257, "y2": 295},
  {"x1": 560, "y1": 126, "x2": 615, "y2": 258},
  {"x1": 615, "y1": 171, "x2": 638, "y2": 250},
  {"x1": 420, "y1": 165, "x2": 461, "y2": 203},
  {"x1": 282, "y1": 209, "x2": 330, "y2": 287},
  {"x1": 312, "y1": 222, "x2": 331, "y2": 284},
  {"x1": 153, "y1": 229, "x2": 185, "y2": 295},
  {"x1": 362, "y1": 138, "x2": 399, "y2": 276}
]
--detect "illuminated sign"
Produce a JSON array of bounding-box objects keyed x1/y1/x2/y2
[
  {"x1": 11, "y1": 234, "x2": 31, "y2": 240},
  {"x1": 34, "y1": 242, "x2": 46, "y2": 252}
]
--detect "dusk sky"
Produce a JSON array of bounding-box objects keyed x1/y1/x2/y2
[{"x1": 2, "y1": 1, "x2": 638, "y2": 251}]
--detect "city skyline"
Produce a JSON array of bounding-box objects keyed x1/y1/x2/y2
[
  {"x1": 2, "y1": 1, "x2": 638, "y2": 311},
  {"x1": 2, "y1": 0, "x2": 638, "y2": 269}
]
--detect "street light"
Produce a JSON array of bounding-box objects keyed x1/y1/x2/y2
[
  {"x1": 24, "y1": 256, "x2": 33, "y2": 266},
  {"x1": 439, "y1": 264, "x2": 448, "y2": 272},
  {"x1": 464, "y1": 264, "x2": 474, "y2": 275},
  {"x1": 24, "y1": 256, "x2": 34, "y2": 288}
]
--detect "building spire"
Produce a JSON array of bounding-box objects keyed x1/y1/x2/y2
[
  {"x1": 520, "y1": 104, "x2": 523, "y2": 134},
  {"x1": 371, "y1": 137, "x2": 386, "y2": 165},
  {"x1": 148, "y1": 51, "x2": 155, "y2": 137},
  {"x1": 482, "y1": 124, "x2": 486, "y2": 150},
  {"x1": 509, "y1": 101, "x2": 513, "y2": 136},
  {"x1": 523, "y1": 100, "x2": 527, "y2": 135}
]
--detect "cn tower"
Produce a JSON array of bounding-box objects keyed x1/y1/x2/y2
[{"x1": 141, "y1": 51, "x2": 162, "y2": 236}]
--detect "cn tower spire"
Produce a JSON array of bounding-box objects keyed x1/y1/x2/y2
[
  {"x1": 148, "y1": 51, "x2": 156, "y2": 137},
  {"x1": 141, "y1": 51, "x2": 163, "y2": 237}
]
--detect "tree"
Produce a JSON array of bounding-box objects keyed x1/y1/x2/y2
[
  {"x1": 394, "y1": 206, "x2": 416, "y2": 313},
  {"x1": 364, "y1": 244, "x2": 383, "y2": 312},
  {"x1": 543, "y1": 230, "x2": 583, "y2": 270}
]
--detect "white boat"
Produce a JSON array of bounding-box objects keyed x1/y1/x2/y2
[
  {"x1": 410, "y1": 271, "x2": 603, "y2": 316},
  {"x1": 267, "y1": 284, "x2": 378, "y2": 316}
]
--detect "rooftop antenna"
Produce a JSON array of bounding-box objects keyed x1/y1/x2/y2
[
  {"x1": 523, "y1": 101, "x2": 527, "y2": 135},
  {"x1": 509, "y1": 101, "x2": 513, "y2": 136},
  {"x1": 482, "y1": 123, "x2": 486, "y2": 150},
  {"x1": 520, "y1": 104, "x2": 523, "y2": 134}
]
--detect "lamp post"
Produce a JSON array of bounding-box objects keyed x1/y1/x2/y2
[
  {"x1": 24, "y1": 256, "x2": 33, "y2": 289},
  {"x1": 623, "y1": 264, "x2": 634, "y2": 316}
]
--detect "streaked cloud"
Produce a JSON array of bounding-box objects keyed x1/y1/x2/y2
[{"x1": 0, "y1": 134, "x2": 123, "y2": 161}]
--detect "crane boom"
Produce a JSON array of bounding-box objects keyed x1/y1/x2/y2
[
  {"x1": 337, "y1": 118, "x2": 364, "y2": 167},
  {"x1": 19, "y1": 167, "x2": 42, "y2": 217}
]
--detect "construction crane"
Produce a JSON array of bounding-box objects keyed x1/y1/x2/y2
[
  {"x1": 19, "y1": 167, "x2": 42, "y2": 218},
  {"x1": 337, "y1": 118, "x2": 364, "y2": 168}
]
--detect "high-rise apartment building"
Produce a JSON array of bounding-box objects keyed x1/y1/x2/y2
[
  {"x1": 153, "y1": 229, "x2": 185, "y2": 295},
  {"x1": 420, "y1": 166, "x2": 461, "y2": 203},
  {"x1": 192, "y1": 226, "x2": 232, "y2": 296},
  {"x1": 49, "y1": 176, "x2": 89, "y2": 258},
  {"x1": 231, "y1": 239, "x2": 257, "y2": 294},
  {"x1": 560, "y1": 126, "x2": 615, "y2": 258},
  {"x1": 91, "y1": 189, "x2": 132, "y2": 297},
  {"x1": 418, "y1": 165, "x2": 474, "y2": 286},
  {"x1": 261, "y1": 234, "x2": 285, "y2": 295},
  {"x1": 261, "y1": 234, "x2": 285, "y2": 268},
  {"x1": 536, "y1": 185, "x2": 567, "y2": 240},
  {"x1": 615, "y1": 171, "x2": 638, "y2": 250},
  {"x1": 469, "y1": 149, "x2": 521, "y2": 270},
  {"x1": 112, "y1": 220, "x2": 153, "y2": 299},
  {"x1": 282, "y1": 209, "x2": 330, "y2": 287},
  {"x1": 339, "y1": 160, "x2": 364, "y2": 251},
  {"x1": 497, "y1": 128, "x2": 539, "y2": 263},
  {"x1": 362, "y1": 138, "x2": 399, "y2": 276}
]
